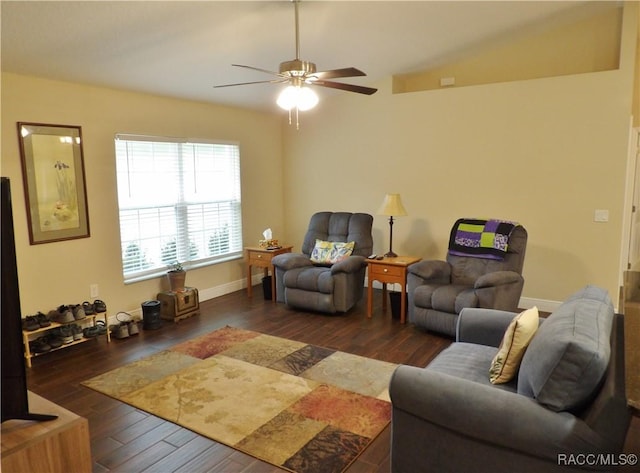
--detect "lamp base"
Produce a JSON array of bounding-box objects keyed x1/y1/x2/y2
[{"x1": 383, "y1": 251, "x2": 398, "y2": 258}]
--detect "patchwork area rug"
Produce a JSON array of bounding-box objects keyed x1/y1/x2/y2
[{"x1": 82, "y1": 326, "x2": 398, "y2": 473}]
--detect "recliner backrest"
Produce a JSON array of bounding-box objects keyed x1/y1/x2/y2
[
  {"x1": 301, "y1": 212, "x2": 374, "y2": 258},
  {"x1": 446, "y1": 225, "x2": 528, "y2": 285}
]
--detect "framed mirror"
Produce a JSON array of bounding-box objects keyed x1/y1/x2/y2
[{"x1": 17, "y1": 122, "x2": 90, "y2": 244}]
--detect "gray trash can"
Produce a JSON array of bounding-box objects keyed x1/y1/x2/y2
[{"x1": 262, "y1": 276, "x2": 272, "y2": 300}]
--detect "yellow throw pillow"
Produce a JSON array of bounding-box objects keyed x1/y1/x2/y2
[
  {"x1": 489, "y1": 307, "x2": 539, "y2": 384},
  {"x1": 310, "y1": 240, "x2": 355, "y2": 265}
]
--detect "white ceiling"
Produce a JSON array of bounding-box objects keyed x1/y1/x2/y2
[{"x1": 1, "y1": 1, "x2": 608, "y2": 112}]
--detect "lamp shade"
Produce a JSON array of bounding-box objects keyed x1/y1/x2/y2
[
  {"x1": 277, "y1": 85, "x2": 319, "y2": 111},
  {"x1": 378, "y1": 193, "x2": 408, "y2": 217}
]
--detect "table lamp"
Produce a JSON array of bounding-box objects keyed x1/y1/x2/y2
[{"x1": 378, "y1": 193, "x2": 407, "y2": 257}]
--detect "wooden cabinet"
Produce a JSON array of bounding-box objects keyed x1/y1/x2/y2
[{"x1": 1, "y1": 391, "x2": 92, "y2": 473}]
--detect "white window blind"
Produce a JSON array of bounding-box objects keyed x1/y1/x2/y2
[{"x1": 115, "y1": 134, "x2": 243, "y2": 282}]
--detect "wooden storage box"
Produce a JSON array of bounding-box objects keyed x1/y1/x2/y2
[{"x1": 157, "y1": 287, "x2": 199, "y2": 323}]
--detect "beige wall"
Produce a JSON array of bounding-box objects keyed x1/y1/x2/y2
[
  {"x1": 394, "y1": 3, "x2": 623, "y2": 93},
  {"x1": 1, "y1": 73, "x2": 284, "y2": 315},
  {"x1": 281, "y1": 2, "x2": 639, "y2": 309}
]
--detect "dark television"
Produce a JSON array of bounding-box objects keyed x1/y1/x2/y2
[{"x1": 1, "y1": 177, "x2": 56, "y2": 422}]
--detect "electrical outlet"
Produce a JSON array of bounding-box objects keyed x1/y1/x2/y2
[
  {"x1": 594, "y1": 209, "x2": 609, "y2": 222},
  {"x1": 90, "y1": 284, "x2": 99, "y2": 298}
]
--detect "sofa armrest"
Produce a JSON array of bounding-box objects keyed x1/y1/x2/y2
[
  {"x1": 331, "y1": 255, "x2": 366, "y2": 274},
  {"x1": 390, "y1": 366, "x2": 606, "y2": 460},
  {"x1": 474, "y1": 270, "x2": 523, "y2": 289},
  {"x1": 272, "y1": 253, "x2": 313, "y2": 271},
  {"x1": 407, "y1": 260, "x2": 450, "y2": 283},
  {"x1": 456, "y1": 308, "x2": 518, "y2": 346}
]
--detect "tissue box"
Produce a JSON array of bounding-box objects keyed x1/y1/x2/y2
[{"x1": 259, "y1": 239, "x2": 279, "y2": 248}]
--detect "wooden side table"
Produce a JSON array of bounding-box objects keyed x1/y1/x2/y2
[
  {"x1": 367, "y1": 256, "x2": 421, "y2": 324},
  {"x1": 245, "y1": 246, "x2": 293, "y2": 302}
]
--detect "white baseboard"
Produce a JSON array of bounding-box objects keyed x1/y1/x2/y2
[
  {"x1": 111, "y1": 276, "x2": 562, "y2": 325},
  {"x1": 518, "y1": 297, "x2": 561, "y2": 313},
  {"x1": 109, "y1": 275, "x2": 261, "y2": 325}
]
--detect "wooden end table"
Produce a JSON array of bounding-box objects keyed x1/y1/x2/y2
[
  {"x1": 367, "y1": 256, "x2": 421, "y2": 324},
  {"x1": 245, "y1": 246, "x2": 293, "y2": 302}
]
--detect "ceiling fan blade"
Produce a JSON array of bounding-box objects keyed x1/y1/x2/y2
[
  {"x1": 311, "y1": 67, "x2": 366, "y2": 80},
  {"x1": 231, "y1": 64, "x2": 285, "y2": 78},
  {"x1": 313, "y1": 80, "x2": 378, "y2": 95},
  {"x1": 214, "y1": 79, "x2": 288, "y2": 89}
]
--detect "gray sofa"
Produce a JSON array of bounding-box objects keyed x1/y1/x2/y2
[
  {"x1": 390, "y1": 286, "x2": 631, "y2": 473},
  {"x1": 272, "y1": 212, "x2": 373, "y2": 313}
]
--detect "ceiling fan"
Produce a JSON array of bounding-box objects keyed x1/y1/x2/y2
[{"x1": 214, "y1": 0, "x2": 377, "y2": 121}]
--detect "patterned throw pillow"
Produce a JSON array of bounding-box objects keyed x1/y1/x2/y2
[
  {"x1": 489, "y1": 307, "x2": 539, "y2": 384},
  {"x1": 310, "y1": 240, "x2": 355, "y2": 265}
]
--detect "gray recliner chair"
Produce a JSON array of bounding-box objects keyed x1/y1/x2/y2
[
  {"x1": 272, "y1": 212, "x2": 373, "y2": 313},
  {"x1": 408, "y1": 218, "x2": 527, "y2": 337}
]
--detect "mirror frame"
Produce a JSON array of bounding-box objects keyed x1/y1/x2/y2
[{"x1": 17, "y1": 122, "x2": 90, "y2": 244}]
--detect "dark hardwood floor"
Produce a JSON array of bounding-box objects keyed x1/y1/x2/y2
[{"x1": 25, "y1": 288, "x2": 639, "y2": 473}]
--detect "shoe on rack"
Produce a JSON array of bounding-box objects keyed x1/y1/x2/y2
[
  {"x1": 72, "y1": 304, "x2": 86, "y2": 320},
  {"x1": 29, "y1": 338, "x2": 51, "y2": 354},
  {"x1": 54, "y1": 305, "x2": 75, "y2": 324},
  {"x1": 22, "y1": 315, "x2": 40, "y2": 331},
  {"x1": 71, "y1": 324, "x2": 83, "y2": 341},
  {"x1": 83, "y1": 326, "x2": 99, "y2": 338},
  {"x1": 95, "y1": 320, "x2": 108, "y2": 335},
  {"x1": 58, "y1": 325, "x2": 74, "y2": 344},
  {"x1": 82, "y1": 301, "x2": 95, "y2": 315},
  {"x1": 45, "y1": 330, "x2": 64, "y2": 349},
  {"x1": 35, "y1": 312, "x2": 51, "y2": 328},
  {"x1": 93, "y1": 299, "x2": 107, "y2": 313}
]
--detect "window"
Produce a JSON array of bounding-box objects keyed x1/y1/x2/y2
[{"x1": 115, "y1": 134, "x2": 242, "y2": 282}]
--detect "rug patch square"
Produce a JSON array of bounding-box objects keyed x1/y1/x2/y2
[
  {"x1": 302, "y1": 350, "x2": 398, "y2": 399},
  {"x1": 270, "y1": 344, "x2": 335, "y2": 376},
  {"x1": 283, "y1": 425, "x2": 370, "y2": 473},
  {"x1": 221, "y1": 333, "x2": 307, "y2": 367},
  {"x1": 170, "y1": 325, "x2": 260, "y2": 359},
  {"x1": 290, "y1": 384, "x2": 391, "y2": 439},
  {"x1": 235, "y1": 410, "x2": 325, "y2": 465},
  {"x1": 81, "y1": 350, "x2": 199, "y2": 398}
]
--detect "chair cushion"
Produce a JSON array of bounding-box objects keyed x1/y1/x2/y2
[
  {"x1": 310, "y1": 239, "x2": 355, "y2": 265},
  {"x1": 517, "y1": 286, "x2": 614, "y2": 412},
  {"x1": 413, "y1": 284, "x2": 479, "y2": 314},
  {"x1": 427, "y1": 343, "x2": 518, "y2": 393},
  {"x1": 489, "y1": 307, "x2": 538, "y2": 384},
  {"x1": 432, "y1": 285, "x2": 477, "y2": 313},
  {"x1": 283, "y1": 266, "x2": 334, "y2": 294}
]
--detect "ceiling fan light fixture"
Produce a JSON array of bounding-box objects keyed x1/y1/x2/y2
[{"x1": 277, "y1": 84, "x2": 318, "y2": 111}]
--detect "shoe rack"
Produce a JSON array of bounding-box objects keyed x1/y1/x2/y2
[{"x1": 22, "y1": 312, "x2": 110, "y2": 368}]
